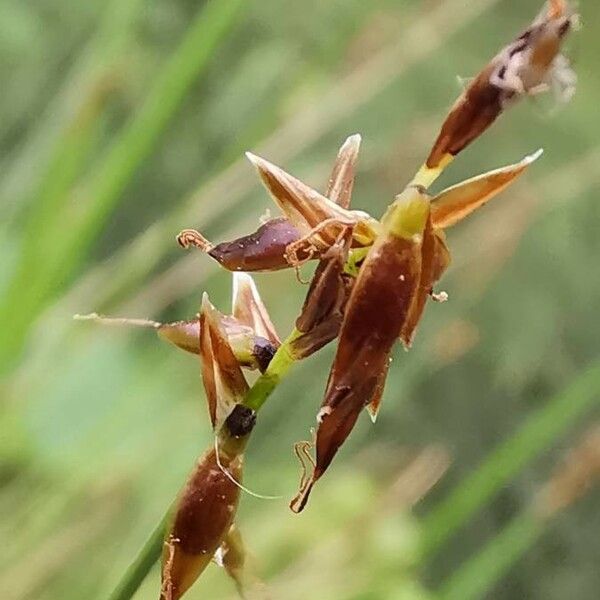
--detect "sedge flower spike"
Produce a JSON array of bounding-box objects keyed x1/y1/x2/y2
[
  {"x1": 81, "y1": 2, "x2": 578, "y2": 596},
  {"x1": 76, "y1": 274, "x2": 279, "y2": 373}
]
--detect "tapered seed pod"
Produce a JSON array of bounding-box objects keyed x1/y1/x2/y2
[
  {"x1": 419, "y1": 0, "x2": 576, "y2": 185},
  {"x1": 160, "y1": 435, "x2": 245, "y2": 600},
  {"x1": 291, "y1": 186, "x2": 430, "y2": 512},
  {"x1": 178, "y1": 217, "x2": 302, "y2": 272}
]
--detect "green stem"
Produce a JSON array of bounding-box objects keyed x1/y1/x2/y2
[
  {"x1": 107, "y1": 509, "x2": 173, "y2": 600},
  {"x1": 243, "y1": 329, "x2": 302, "y2": 412}
]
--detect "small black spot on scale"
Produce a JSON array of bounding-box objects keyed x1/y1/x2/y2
[
  {"x1": 225, "y1": 405, "x2": 257, "y2": 437},
  {"x1": 558, "y1": 20, "x2": 571, "y2": 38},
  {"x1": 253, "y1": 337, "x2": 278, "y2": 372}
]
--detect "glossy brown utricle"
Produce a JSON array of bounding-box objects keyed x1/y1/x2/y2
[
  {"x1": 208, "y1": 217, "x2": 301, "y2": 271},
  {"x1": 161, "y1": 444, "x2": 243, "y2": 600}
]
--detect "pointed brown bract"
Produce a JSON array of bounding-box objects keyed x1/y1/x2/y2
[
  {"x1": 424, "y1": 1, "x2": 576, "y2": 173},
  {"x1": 400, "y1": 216, "x2": 450, "y2": 349},
  {"x1": 431, "y1": 150, "x2": 543, "y2": 229},
  {"x1": 326, "y1": 134, "x2": 361, "y2": 209},
  {"x1": 160, "y1": 436, "x2": 244, "y2": 600},
  {"x1": 292, "y1": 231, "x2": 354, "y2": 359},
  {"x1": 290, "y1": 135, "x2": 361, "y2": 358},
  {"x1": 200, "y1": 294, "x2": 249, "y2": 430},
  {"x1": 291, "y1": 188, "x2": 430, "y2": 512},
  {"x1": 246, "y1": 151, "x2": 378, "y2": 257},
  {"x1": 232, "y1": 272, "x2": 280, "y2": 345}
]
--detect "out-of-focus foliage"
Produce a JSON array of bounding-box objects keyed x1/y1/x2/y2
[{"x1": 0, "y1": 1, "x2": 598, "y2": 599}]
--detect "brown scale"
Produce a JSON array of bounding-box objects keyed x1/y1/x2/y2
[{"x1": 291, "y1": 229, "x2": 423, "y2": 512}]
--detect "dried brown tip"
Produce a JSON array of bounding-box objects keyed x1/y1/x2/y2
[
  {"x1": 548, "y1": 0, "x2": 567, "y2": 20},
  {"x1": 425, "y1": 62, "x2": 503, "y2": 170},
  {"x1": 200, "y1": 294, "x2": 249, "y2": 430},
  {"x1": 177, "y1": 229, "x2": 213, "y2": 252},
  {"x1": 327, "y1": 133, "x2": 361, "y2": 209},
  {"x1": 425, "y1": 1, "x2": 576, "y2": 171},
  {"x1": 161, "y1": 444, "x2": 243, "y2": 599},
  {"x1": 232, "y1": 272, "x2": 280, "y2": 345},
  {"x1": 73, "y1": 312, "x2": 161, "y2": 330},
  {"x1": 365, "y1": 358, "x2": 391, "y2": 423},
  {"x1": 431, "y1": 150, "x2": 543, "y2": 229}
]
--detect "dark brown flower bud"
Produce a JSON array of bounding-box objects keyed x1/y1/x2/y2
[
  {"x1": 291, "y1": 188, "x2": 430, "y2": 512},
  {"x1": 160, "y1": 436, "x2": 244, "y2": 600},
  {"x1": 423, "y1": 1, "x2": 576, "y2": 177},
  {"x1": 178, "y1": 217, "x2": 302, "y2": 272}
]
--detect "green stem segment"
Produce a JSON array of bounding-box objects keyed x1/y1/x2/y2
[
  {"x1": 243, "y1": 329, "x2": 302, "y2": 412},
  {"x1": 107, "y1": 509, "x2": 173, "y2": 600}
]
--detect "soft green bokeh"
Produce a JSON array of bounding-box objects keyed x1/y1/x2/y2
[{"x1": 1, "y1": 1, "x2": 598, "y2": 599}]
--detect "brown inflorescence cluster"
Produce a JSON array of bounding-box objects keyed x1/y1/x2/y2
[{"x1": 80, "y1": 3, "x2": 579, "y2": 598}]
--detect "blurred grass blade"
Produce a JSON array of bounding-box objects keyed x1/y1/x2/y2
[
  {"x1": 0, "y1": 0, "x2": 145, "y2": 217},
  {"x1": 437, "y1": 513, "x2": 541, "y2": 600},
  {"x1": 419, "y1": 360, "x2": 600, "y2": 558},
  {"x1": 0, "y1": 0, "x2": 245, "y2": 371},
  {"x1": 438, "y1": 419, "x2": 600, "y2": 600},
  {"x1": 108, "y1": 511, "x2": 172, "y2": 600}
]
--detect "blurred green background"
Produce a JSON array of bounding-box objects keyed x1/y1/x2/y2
[{"x1": 1, "y1": 0, "x2": 599, "y2": 598}]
